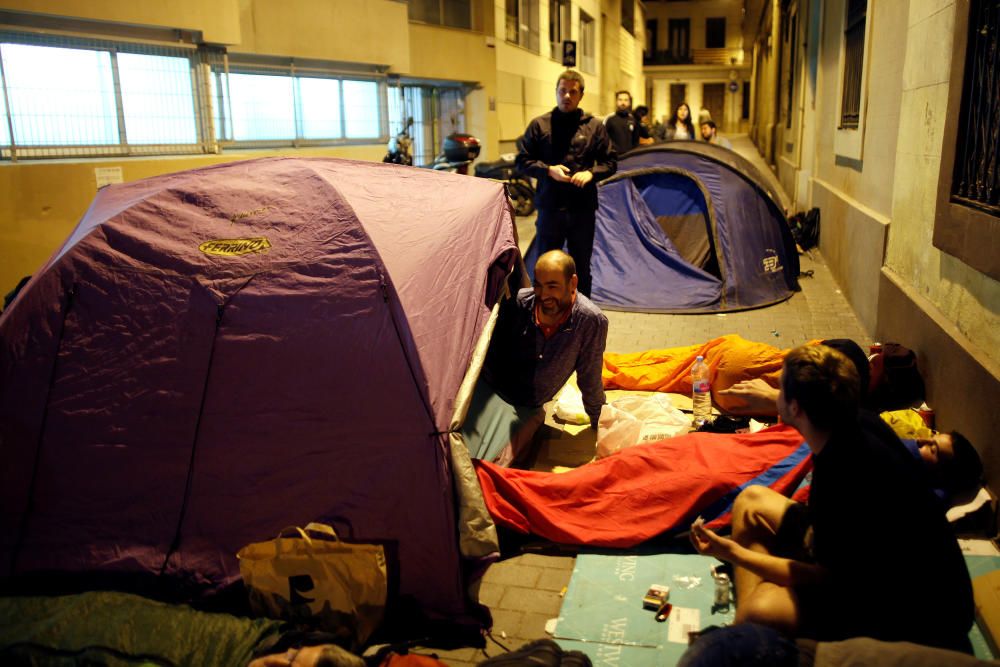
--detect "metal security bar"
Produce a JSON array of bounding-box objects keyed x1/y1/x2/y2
[
  {"x1": 952, "y1": 0, "x2": 1000, "y2": 215},
  {"x1": 839, "y1": 0, "x2": 866, "y2": 129},
  {"x1": 208, "y1": 58, "x2": 385, "y2": 149}
]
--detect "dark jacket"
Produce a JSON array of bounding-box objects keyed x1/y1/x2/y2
[
  {"x1": 515, "y1": 108, "x2": 617, "y2": 212},
  {"x1": 604, "y1": 110, "x2": 640, "y2": 154}
]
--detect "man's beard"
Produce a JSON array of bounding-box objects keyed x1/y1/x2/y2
[{"x1": 540, "y1": 296, "x2": 572, "y2": 317}]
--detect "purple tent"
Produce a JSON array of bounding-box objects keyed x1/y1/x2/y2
[
  {"x1": 0, "y1": 157, "x2": 516, "y2": 627},
  {"x1": 526, "y1": 143, "x2": 799, "y2": 312}
]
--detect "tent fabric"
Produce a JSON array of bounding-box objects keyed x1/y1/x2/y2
[
  {"x1": 473, "y1": 424, "x2": 812, "y2": 547},
  {"x1": 602, "y1": 334, "x2": 815, "y2": 413},
  {"x1": 0, "y1": 157, "x2": 516, "y2": 623},
  {"x1": 588, "y1": 143, "x2": 800, "y2": 313}
]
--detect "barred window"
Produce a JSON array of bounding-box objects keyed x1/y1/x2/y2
[
  {"x1": 933, "y1": 0, "x2": 999, "y2": 279},
  {"x1": 549, "y1": 0, "x2": 570, "y2": 60},
  {"x1": 227, "y1": 73, "x2": 295, "y2": 141},
  {"x1": 0, "y1": 34, "x2": 202, "y2": 158},
  {"x1": 409, "y1": 0, "x2": 473, "y2": 30},
  {"x1": 951, "y1": 0, "x2": 999, "y2": 215},
  {"x1": 211, "y1": 63, "x2": 383, "y2": 146},
  {"x1": 839, "y1": 0, "x2": 866, "y2": 129},
  {"x1": 506, "y1": 0, "x2": 539, "y2": 52}
]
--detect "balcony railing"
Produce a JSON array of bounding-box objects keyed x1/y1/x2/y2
[
  {"x1": 644, "y1": 50, "x2": 693, "y2": 65},
  {"x1": 643, "y1": 48, "x2": 744, "y2": 67}
]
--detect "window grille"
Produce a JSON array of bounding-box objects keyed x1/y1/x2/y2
[
  {"x1": 210, "y1": 60, "x2": 384, "y2": 148},
  {"x1": 839, "y1": 0, "x2": 866, "y2": 129},
  {"x1": 951, "y1": 0, "x2": 999, "y2": 215},
  {"x1": 0, "y1": 32, "x2": 205, "y2": 159}
]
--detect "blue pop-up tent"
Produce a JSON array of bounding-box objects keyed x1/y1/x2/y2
[{"x1": 527, "y1": 143, "x2": 799, "y2": 313}]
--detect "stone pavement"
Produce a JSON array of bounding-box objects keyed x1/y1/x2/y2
[{"x1": 425, "y1": 137, "x2": 870, "y2": 665}]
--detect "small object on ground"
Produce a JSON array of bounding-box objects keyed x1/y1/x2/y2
[
  {"x1": 544, "y1": 617, "x2": 558, "y2": 635},
  {"x1": 642, "y1": 584, "x2": 671, "y2": 610},
  {"x1": 655, "y1": 601, "x2": 673, "y2": 622}
]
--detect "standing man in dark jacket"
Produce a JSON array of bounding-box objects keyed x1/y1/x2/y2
[
  {"x1": 516, "y1": 70, "x2": 617, "y2": 297},
  {"x1": 605, "y1": 90, "x2": 641, "y2": 154}
]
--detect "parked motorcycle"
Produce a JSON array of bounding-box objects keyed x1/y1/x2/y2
[
  {"x1": 424, "y1": 133, "x2": 481, "y2": 175},
  {"x1": 474, "y1": 153, "x2": 535, "y2": 217},
  {"x1": 383, "y1": 119, "x2": 414, "y2": 166}
]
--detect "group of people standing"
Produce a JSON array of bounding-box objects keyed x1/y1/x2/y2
[
  {"x1": 605, "y1": 90, "x2": 733, "y2": 154},
  {"x1": 514, "y1": 70, "x2": 732, "y2": 300}
]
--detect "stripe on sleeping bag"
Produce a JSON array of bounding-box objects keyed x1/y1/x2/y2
[{"x1": 702, "y1": 442, "x2": 813, "y2": 529}]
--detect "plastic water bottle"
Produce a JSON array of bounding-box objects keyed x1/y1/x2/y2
[{"x1": 692, "y1": 355, "x2": 712, "y2": 427}]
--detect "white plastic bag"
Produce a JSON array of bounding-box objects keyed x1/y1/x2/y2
[
  {"x1": 596, "y1": 394, "x2": 691, "y2": 458},
  {"x1": 553, "y1": 383, "x2": 590, "y2": 425}
]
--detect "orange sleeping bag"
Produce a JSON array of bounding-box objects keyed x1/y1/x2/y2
[{"x1": 602, "y1": 334, "x2": 820, "y2": 412}]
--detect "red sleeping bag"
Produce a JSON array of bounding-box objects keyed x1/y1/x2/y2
[{"x1": 474, "y1": 424, "x2": 812, "y2": 547}]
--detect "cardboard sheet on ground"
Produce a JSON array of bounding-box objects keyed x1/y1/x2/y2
[
  {"x1": 554, "y1": 552, "x2": 733, "y2": 665},
  {"x1": 555, "y1": 552, "x2": 1000, "y2": 665}
]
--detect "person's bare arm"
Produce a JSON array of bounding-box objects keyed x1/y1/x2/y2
[
  {"x1": 690, "y1": 517, "x2": 825, "y2": 587},
  {"x1": 717, "y1": 378, "x2": 780, "y2": 416}
]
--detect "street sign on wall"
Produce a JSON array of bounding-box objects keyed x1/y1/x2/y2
[{"x1": 563, "y1": 40, "x2": 577, "y2": 67}]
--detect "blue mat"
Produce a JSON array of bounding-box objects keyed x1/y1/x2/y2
[
  {"x1": 554, "y1": 552, "x2": 732, "y2": 665},
  {"x1": 554, "y1": 552, "x2": 1000, "y2": 665}
]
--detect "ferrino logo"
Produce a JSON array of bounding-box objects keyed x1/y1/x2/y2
[
  {"x1": 761, "y1": 249, "x2": 783, "y2": 273},
  {"x1": 199, "y1": 237, "x2": 272, "y2": 256}
]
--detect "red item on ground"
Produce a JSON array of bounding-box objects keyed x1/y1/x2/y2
[{"x1": 474, "y1": 424, "x2": 812, "y2": 547}]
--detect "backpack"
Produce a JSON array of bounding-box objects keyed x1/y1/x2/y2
[
  {"x1": 868, "y1": 343, "x2": 926, "y2": 412},
  {"x1": 788, "y1": 207, "x2": 820, "y2": 251}
]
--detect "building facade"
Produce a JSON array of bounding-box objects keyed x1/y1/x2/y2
[
  {"x1": 747, "y1": 0, "x2": 1000, "y2": 494},
  {"x1": 0, "y1": 0, "x2": 645, "y2": 292},
  {"x1": 643, "y1": 0, "x2": 750, "y2": 133}
]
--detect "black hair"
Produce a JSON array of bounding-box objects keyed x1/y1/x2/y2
[
  {"x1": 615, "y1": 90, "x2": 632, "y2": 104},
  {"x1": 941, "y1": 431, "x2": 983, "y2": 494},
  {"x1": 700, "y1": 119, "x2": 717, "y2": 130},
  {"x1": 668, "y1": 103, "x2": 696, "y2": 139},
  {"x1": 634, "y1": 105, "x2": 649, "y2": 119}
]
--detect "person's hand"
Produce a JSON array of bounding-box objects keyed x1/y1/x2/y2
[
  {"x1": 718, "y1": 378, "x2": 780, "y2": 415},
  {"x1": 570, "y1": 170, "x2": 594, "y2": 187},
  {"x1": 689, "y1": 516, "x2": 735, "y2": 560},
  {"x1": 548, "y1": 164, "x2": 571, "y2": 182}
]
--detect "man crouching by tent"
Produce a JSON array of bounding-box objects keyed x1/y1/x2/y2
[{"x1": 462, "y1": 250, "x2": 608, "y2": 466}]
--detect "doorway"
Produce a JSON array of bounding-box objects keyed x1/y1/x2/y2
[{"x1": 703, "y1": 83, "x2": 725, "y2": 128}]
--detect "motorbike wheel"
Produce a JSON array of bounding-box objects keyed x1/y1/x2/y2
[{"x1": 506, "y1": 180, "x2": 535, "y2": 217}]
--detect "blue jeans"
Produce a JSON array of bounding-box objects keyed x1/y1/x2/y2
[{"x1": 678, "y1": 624, "x2": 799, "y2": 667}]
